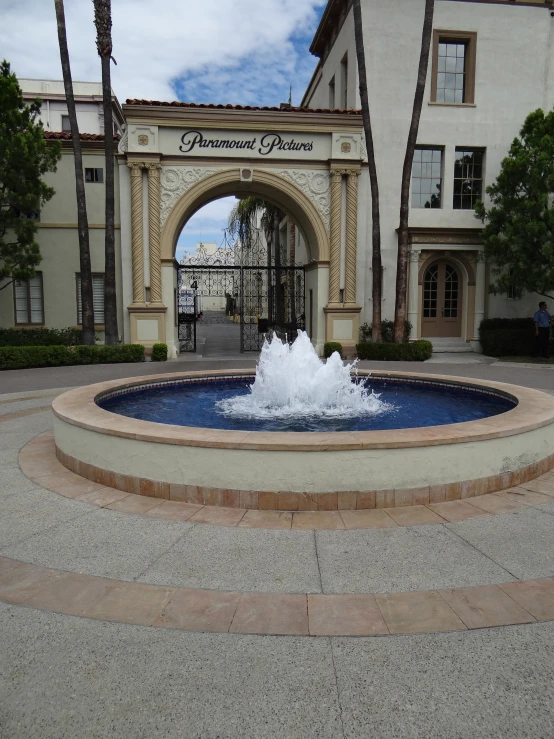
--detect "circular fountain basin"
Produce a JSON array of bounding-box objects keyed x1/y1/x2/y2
[{"x1": 52, "y1": 370, "x2": 554, "y2": 510}]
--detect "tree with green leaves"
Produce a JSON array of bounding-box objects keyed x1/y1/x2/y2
[
  {"x1": 93, "y1": 0, "x2": 118, "y2": 344},
  {"x1": 476, "y1": 109, "x2": 554, "y2": 301},
  {"x1": 0, "y1": 60, "x2": 61, "y2": 291}
]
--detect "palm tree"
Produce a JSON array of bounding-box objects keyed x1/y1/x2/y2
[
  {"x1": 353, "y1": 0, "x2": 382, "y2": 343},
  {"x1": 393, "y1": 0, "x2": 435, "y2": 342},
  {"x1": 54, "y1": 0, "x2": 95, "y2": 345},
  {"x1": 93, "y1": 0, "x2": 118, "y2": 344}
]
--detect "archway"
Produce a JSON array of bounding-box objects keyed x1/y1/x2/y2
[{"x1": 160, "y1": 168, "x2": 330, "y2": 355}]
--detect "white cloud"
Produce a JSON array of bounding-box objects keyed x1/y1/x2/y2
[
  {"x1": 1, "y1": 0, "x2": 324, "y2": 104},
  {"x1": 176, "y1": 196, "x2": 237, "y2": 257}
]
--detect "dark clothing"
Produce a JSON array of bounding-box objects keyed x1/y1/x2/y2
[{"x1": 534, "y1": 327, "x2": 550, "y2": 358}]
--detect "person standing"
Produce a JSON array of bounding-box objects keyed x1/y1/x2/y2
[{"x1": 533, "y1": 301, "x2": 551, "y2": 359}]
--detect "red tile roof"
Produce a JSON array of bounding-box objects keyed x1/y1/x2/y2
[
  {"x1": 125, "y1": 99, "x2": 362, "y2": 115},
  {"x1": 44, "y1": 131, "x2": 120, "y2": 141}
]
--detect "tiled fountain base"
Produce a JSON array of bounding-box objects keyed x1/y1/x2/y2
[{"x1": 20, "y1": 432, "x2": 554, "y2": 529}]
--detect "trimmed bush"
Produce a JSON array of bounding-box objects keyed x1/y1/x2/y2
[
  {"x1": 0, "y1": 344, "x2": 145, "y2": 370},
  {"x1": 0, "y1": 327, "x2": 84, "y2": 347},
  {"x1": 324, "y1": 341, "x2": 343, "y2": 359},
  {"x1": 360, "y1": 319, "x2": 412, "y2": 343},
  {"x1": 151, "y1": 343, "x2": 168, "y2": 362},
  {"x1": 478, "y1": 318, "x2": 544, "y2": 357},
  {"x1": 356, "y1": 340, "x2": 433, "y2": 362}
]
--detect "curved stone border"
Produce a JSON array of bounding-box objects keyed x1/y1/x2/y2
[
  {"x1": 20, "y1": 433, "x2": 554, "y2": 529},
  {"x1": 1, "y1": 555, "x2": 554, "y2": 636}
]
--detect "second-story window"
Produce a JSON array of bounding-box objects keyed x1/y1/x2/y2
[
  {"x1": 61, "y1": 115, "x2": 71, "y2": 132},
  {"x1": 329, "y1": 76, "x2": 336, "y2": 109},
  {"x1": 431, "y1": 31, "x2": 477, "y2": 105},
  {"x1": 412, "y1": 148, "x2": 442, "y2": 209},
  {"x1": 341, "y1": 54, "x2": 348, "y2": 108},
  {"x1": 85, "y1": 168, "x2": 104, "y2": 183},
  {"x1": 453, "y1": 148, "x2": 484, "y2": 210}
]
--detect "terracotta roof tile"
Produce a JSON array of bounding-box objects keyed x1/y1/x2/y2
[
  {"x1": 44, "y1": 131, "x2": 120, "y2": 141},
  {"x1": 125, "y1": 99, "x2": 362, "y2": 115}
]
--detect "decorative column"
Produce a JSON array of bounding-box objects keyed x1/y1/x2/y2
[
  {"x1": 408, "y1": 249, "x2": 421, "y2": 338},
  {"x1": 344, "y1": 169, "x2": 360, "y2": 306},
  {"x1": 127, "y1": 162, "x2": 145, "y2": 306},
  {"x1": 328, "y1": 169, "x2": 343, "y2": 305},
  {"x1": 146, "y1": 163, "x2": 164, "y2": 306},
  {"x1": 473, "y1": 250, "x2": 486, "y2": 349}
]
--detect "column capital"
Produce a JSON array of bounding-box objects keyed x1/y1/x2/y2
[
  {"x1": 127, "y1": 161, "x2": 145, "y2": 175},
  {"x1": 330, "y1": 169, "x2": 344, "y2": 182},
  {"x1": 476, "y1": 250, "x2": 486, "y2": 263},
  {"x1": 409, "y1": 249, "x2": 422, "y2": 263},
  {"x1": 145, "y1": 163, "x2": 162, "y2": 175}
]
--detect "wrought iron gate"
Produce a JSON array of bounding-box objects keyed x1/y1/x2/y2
[{"x1": 177, "y1": 236, "x2": 305, "y2": 353}]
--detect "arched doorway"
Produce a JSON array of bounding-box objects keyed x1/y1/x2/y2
[{"x1": 422, "y1": 260, "x2": 463, "y2": 338}]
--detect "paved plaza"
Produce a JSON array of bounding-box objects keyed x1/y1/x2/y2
[{"x1": 2, "y1": 358, "x2": 554, "y2": 738}]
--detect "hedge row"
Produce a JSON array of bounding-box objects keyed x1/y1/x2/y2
[
  {"x1": 0, "y1": 327, "x2": 84, "y2": 347},
  {"x1": 0, "y1": 344, "x2": 145, "y2": 370},
  {"x1": 323, "y1": 341, "x2": 343, "y2": 359},
  {"x1": 478, "y1": 318, "x2": 549, "y2": 356},
  {"x1": 356, "y1": 340, "x2": 433, "y2": 362}
]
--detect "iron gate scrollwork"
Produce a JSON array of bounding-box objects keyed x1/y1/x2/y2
[{"x1": 178, "y1": 233, "x2": 305, "y2": 353}]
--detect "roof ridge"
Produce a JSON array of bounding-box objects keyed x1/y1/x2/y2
[{"x1": 124, "y1": 99, "x2": 362, "y2": 115}]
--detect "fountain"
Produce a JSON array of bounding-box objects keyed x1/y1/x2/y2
[{"x1": 52, "y1": 332, "x2": 554, "y2": 511}]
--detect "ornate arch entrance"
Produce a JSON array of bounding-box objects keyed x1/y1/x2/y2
[{"x1": 118, "y1": 101, "x2": 366, "y2": 356}]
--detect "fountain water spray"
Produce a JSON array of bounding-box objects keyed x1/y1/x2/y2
[{"x1": 217, "y1": 331, "x2": 389, "y2": 419}]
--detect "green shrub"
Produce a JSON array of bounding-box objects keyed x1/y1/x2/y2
[
  {"x1": 0, "y1": 327, "x2": 84, "y2": 347},
  {"x1": 0, "y1": 344, "x2": 145, "y2": 370},
  {"x1": 324, "y1": 341, "x2": 343, "y2": 359},
  {"x1": 151, "y1": 343, "x2": 168, "y2": 362},
  {"x1": 360, "y1": 320, "x2": 412, "y2": 343},
  {"x1": 356, "y1": 340, "x2": 433, "y2": 362},
  {"x1": 478, "y1": 318, "x2": 540, "y2": 356}
]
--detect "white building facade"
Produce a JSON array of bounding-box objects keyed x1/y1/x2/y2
[{"x1": 1, "y1": 0, "x2": 552, "y2": 354}]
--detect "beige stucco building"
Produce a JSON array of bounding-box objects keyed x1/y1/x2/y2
[{"x1": 1, "y1": 0, "x2": 552, "y2": 355}]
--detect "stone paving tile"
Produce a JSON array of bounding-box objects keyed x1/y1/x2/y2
[
  {"x1": 137, "y1": 525, "x2": 321, "y2": 594},
  {"x1": 230, "y1": 593, "x2": 308, "y2": 635},
  {"x1": 22, "y1": 572, "x2": 115, "y2": 616},
  {"x1": 496, "y1": 488, "x2": 553, "y2": 507},
  {"x1": 448, "y1": 508, "x2": 554, "y2": 581},
  {"x1": 188, "y1": 506, "x2": 247, "y2": 526},
  {"x1": 428, "y1": 500, "x2": 491, "y2": 522},
  {"x1": 154, "y1": 588, "x2": 241, "y2": 631},
  {"x1": 339, "y1": 509, "x2": 397, "y2": 529},
  {"x1": 292, "y1": 512, "x2": 345, "y2": 530},
  {"x1": 439, "y1": 585, "x2": 536, "y2": 629},
  {"x1": 3, "y1": 508, "x2": 188, "y2": 581},
  {"x1": 76, "y1": 489, "x2": 130, "y2": 507},
  {"x1": 238, "y1": 510, "x2": 293, "y2": 529},
  {"x1": 385, "y1": 505, "x2": 447, "y2": 526},
  {"x1": 499, "y1": 578, "x2": 554, "y2": 621},
  {"x1": 0, "y1": 560, "x2": 66, "y2": 604},
  {"x1": 375, "y1": 591, "x2": 467, "y2": 634},
  {"x1": 316, "y1": 525, "x2": 514, "y2": 594},
  {"x1": 520, "y1": 479, "x2": 554, "y2": 496},
  {"x1": 308, "y1": 594, "x2": 389, "y2": 636},
  {"x1": 144, "y1": 500, "x2": 202, "y2": 521},
  {"x1": 466, "y1": 494, "x2": 526, "y2": 514},
  {"x1": 106, "y1": 494, "x2": 164, "y2": 514},
  {"x1": 84, "y1": 582, "x2": 176, "y2": 625}
]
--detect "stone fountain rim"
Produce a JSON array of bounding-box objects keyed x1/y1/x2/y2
[{"x1": 51, "y1": 370, "x2": 554, "y2": 451}]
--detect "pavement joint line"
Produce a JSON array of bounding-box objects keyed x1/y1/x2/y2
[
  {"x1": 132, "y1": 521, "x2": 200, "y2": 583},
  {"x1": 328, "y1": 639, "x2": 347, "y2": 739},
  {"x1": 0, "y1": 406, "x2": 51, "y2": 423},
  {"x1": 313, "y1": 530, "x2": 325, "y2": 594},
  {"x1": 444, "y1": 521, "x2": 522, "y2": 582},
  {"x1": 1, "y1": 555, "x2": 554, "y2": 637}
]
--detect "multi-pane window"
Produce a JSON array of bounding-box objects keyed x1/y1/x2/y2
[
  {"x1": 453, "y1": 148, "x2": 484, "y2": 210},
  {"x1": 436, "y1": 42, "x2": 467, "y2": 103},
  {"x1": 444, "y1": 265, "x2": 459, "y2": 318},
  {"x1": 431, "y1": 31, "x2": 477, "y2": 105},
  {"x1": 412, "y1": 148, "x2": 442, "y2": 209},
  {"x1": 85, "y1": 168, "x2": 103, "y2": 183},
  {"x1": 77, "y1": 274, "x2": 105, "y2": 324},
  {"x1": 14, "y1": 274, "x2": 44, "y2": 324},
  {"x1": 423, "y1": 265, "x2": 438, "y2": 318}
]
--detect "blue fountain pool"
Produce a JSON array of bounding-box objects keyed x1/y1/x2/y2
[{"x1": 98, "y1": 376, "x2": 516, "y2": 433}]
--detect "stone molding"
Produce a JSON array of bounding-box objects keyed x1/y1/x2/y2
[
  {"x1": 160, "y1": 166, "x2": 225, "y2": 226},
  {"x1": 272, "y1": 169, "x2": 330, "y2": 229}
]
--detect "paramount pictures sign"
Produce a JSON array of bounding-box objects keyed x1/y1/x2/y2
[{"x1": 175, "y1": 129, "x2": 328, "y2": 159}]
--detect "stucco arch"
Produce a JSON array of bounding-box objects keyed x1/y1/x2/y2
[{"x1": 160, "y1": 168, "x2": 330, "y2": 263}]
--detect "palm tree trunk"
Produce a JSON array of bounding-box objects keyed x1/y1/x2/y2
[
  {"x1": 393, "y1": 0, "x2": 435, "y2": 342},
  {"x1": 94, "y1": 0, "x2": 118, "y2": 345},
  {"x1": 353, "y1": 0, "x2": 382, "y2": 343},
  {"x1": 54, "y1": 0, "x2": 95, "y2": 345}
]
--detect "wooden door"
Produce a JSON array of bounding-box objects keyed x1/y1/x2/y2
[{"x1": 422, "y1": 262, "x2": 462, "y2": 338}]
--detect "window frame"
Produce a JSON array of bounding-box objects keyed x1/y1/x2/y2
[
  {"x1": 411, "y1": 146, "x2": 444, "y2": 210},
  {"x1": 329, "y1": 76, "x2": 336, "y2": 109},
  {"x1": 453, "y1": 147, "x2": 485, "y2": 210},
  {"x1": 84, "y1": 168, "x2": 104, "y2": 184},
  {"x1": 340, "y1": 53, "x2": 348, "y2": 109},
  {"x1": 13, "y1": 272, "x2": 45, "y2": 326},
  {"x1": 76, "y1": 273, "x2": 105, "y2": 326},
  {"x1": 61, "y1": 115, "x2": 71, "y2": 132},
  {"x1": 430, "y1": 30, "x2": 477, "y2": 106}
]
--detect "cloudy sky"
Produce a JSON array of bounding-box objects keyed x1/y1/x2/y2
[{"x1": 1, "y1": 0, "x2": 326, "y2": 259}]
